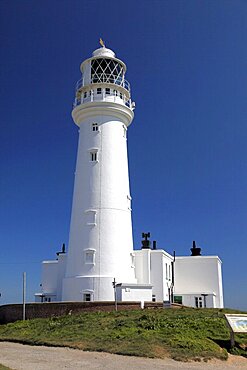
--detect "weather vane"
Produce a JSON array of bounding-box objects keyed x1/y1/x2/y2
[{"x1": 99, "y1": 38, "x2": 106, "y2": 48}]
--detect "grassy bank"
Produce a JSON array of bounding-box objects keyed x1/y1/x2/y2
[
  {"x1": 0, "y1": 308, "x2": 246, "y2": 361},
  {"x1": 0, "y1": 365, "x2": 12, "y2": 370}
]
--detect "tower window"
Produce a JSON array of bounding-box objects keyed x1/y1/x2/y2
[
  {"x1": 92, "y1": 123, "x2": 98, "y2": 132},
  {"x1": 83, "y1": 293, "x2": 91, "y2": 302},
  {"x1": 85, "y1": 210, "x2": 97, "y2": 225},
  {"x1": 105, "y1": 88, "x2": 110, "y2": 95},
  {"x1": 113, "y1": 89, "x2": 118, "y2": 96},
  {"x1": 84, "y1": 249, "x2": 96, "y2": 264},
  {"x1": 90, "y1": 151, "x2": 98, "y2": 161},
  {"x1": 120, "y1": 92, "x2": 123, "y2": 99},
  {"x1": 97, "y1": 88, "x2": 102, "y2": 94},
  {"x1": 84, "y1": 92, "x2": 87, "y2": 98}
]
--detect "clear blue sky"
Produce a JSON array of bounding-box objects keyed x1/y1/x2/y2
[{"x1": 0, "y1": 0, "x2": 246, "y2": 310}]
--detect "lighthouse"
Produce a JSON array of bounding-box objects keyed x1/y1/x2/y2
[
  {"x1": 62, "y1": 42, "x2": 136, "y2": 301},
  {"x1": 36, "y1": 43, "x2": 223, "y2": 309}
]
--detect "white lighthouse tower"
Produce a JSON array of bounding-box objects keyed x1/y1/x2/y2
[
  {"x1": 62, "y1": 42, "x2": 136, "y2": 301},
  {"x1": 36, "y1": 43, "x2": 224, "y2": 308}
]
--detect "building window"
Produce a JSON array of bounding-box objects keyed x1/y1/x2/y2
[
  {"x1": 105, "y1": 88, "x2": 110, "y2": 95},
  {"x1": 83, "y1": 293, "x2": 91, "y2": 302},
  {"x1": 84, "y1": 92, "x2": 87, "y2": 98},
  {"x1": 174, "y1": 296, "x2": 183, "y2": 305},
  {"x1": 92, "y1": 123, "x2": 98, "y2": 132},
  {"x1": 97, "y1": 88, "x2": 102, "y2": 94},
  {"x1": 168, "y1": 265, "x2": 171, "y2": 280},
  {"x1": 120, "y1": 92, "x2": 123, "y2": 99},
  {"x1": 152, "y1": 295, "x2": 156, "y2": 302},
  {"x1": 195, "y1": 297, "x2": 203, "y2": 308},
  {"x1": 113, "y1": 89, "x2": 118, "y2": 96},
  {"x1": 90, "y1": 151, "x2": 98, "y2": 161},
  {"x1": 84, "y1": 249, "x2": 96, "y2": 264}
]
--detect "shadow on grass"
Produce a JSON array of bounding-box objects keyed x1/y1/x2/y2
[{"x1": 211, "y1": 338, "x2": 247, "y2": 358}]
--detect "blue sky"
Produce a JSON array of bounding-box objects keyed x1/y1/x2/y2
[{"x1": 0, "y1": 0, "x2": 246, "y2": 310}]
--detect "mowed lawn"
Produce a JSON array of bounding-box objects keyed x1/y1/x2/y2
[{"x1": 0, "y1": 308, "x2": 246, "y2": 362}]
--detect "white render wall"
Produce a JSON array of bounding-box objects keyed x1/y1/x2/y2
[
  {"x1": 176, "y1": 293, "x2": 216, "y2": 308},
  {"x1": 41, "y1": 261, "x2": 58, "y2": 297},
  {"x1": 116, "y1": 284, "x2": 152, "y2": 302},
  {"x1": 62, "y1": 47, "x2": 136, "y2": 301},
  {"x1": 174, "y1": 256, "x2": 224, "y2": 308},
  {"x1": 62, "y1": 114, "x2": 136, "y2": 301},
  {"x1": 134, "y1": 249, "x2": 173, "y2": 302},
  {"x1": 56, "y1": 254, "x2": 67, "y2": 301}
]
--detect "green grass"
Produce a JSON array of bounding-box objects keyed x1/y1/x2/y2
[{"x1": 0, "y1": 308, "x2": 246, "y2": 362}]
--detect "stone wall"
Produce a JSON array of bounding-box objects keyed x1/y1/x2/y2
[{"x1": 0, "y1": 301, "x2": 166, "y2": 324}]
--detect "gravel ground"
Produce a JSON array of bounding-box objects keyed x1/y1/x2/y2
[{"x1": 0, "y1": 342, "x2": 246, "y2": 370}]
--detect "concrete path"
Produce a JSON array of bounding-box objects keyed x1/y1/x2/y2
[{"x1": 0, "y1": 342, "x2": 246, "y2": 370}]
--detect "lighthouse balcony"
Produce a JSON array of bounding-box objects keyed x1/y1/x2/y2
[{"x1": 73, "y1": 86, "x2": 134, "y2": 110}]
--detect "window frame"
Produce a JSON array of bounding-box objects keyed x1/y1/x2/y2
[
  {"x1": 92, "y1": 123, "x2": 99, "y2": 132},
  {"x1": 85, "y1": 209, "x2": 97, "y2": 226},
  {"x1": 83, "y1": 293, "x2": 91, "y2": 302},
  {"x1": 84, "y1": 248, "x2": 96, "y2": 264}
]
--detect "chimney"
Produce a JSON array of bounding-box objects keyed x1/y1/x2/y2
[
  {"x1": 141, "y1": 232, "x2": 151, "y2": 249},
  {"x1": 190, "y1": 240, "x2": 201, "y2": 256}
]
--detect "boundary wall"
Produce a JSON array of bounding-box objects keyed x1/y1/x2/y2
[{"x1": 0, "y1": 301, "x2": 180, "y2": 324}]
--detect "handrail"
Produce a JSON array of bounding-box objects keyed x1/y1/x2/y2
[
  {"x1": 75, "y1": 74, "x2": 131, "y2": 93},
  {"x1": 73, "y1": 92, "x2": 133, "y2": 110}
]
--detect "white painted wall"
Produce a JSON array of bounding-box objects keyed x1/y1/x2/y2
[
  {"x1": 41, "y1": 261, "x2": 58, "y2": 296},
  {"x1": 116, "y1": 284, "x2": 152, "y2": 302},
  {"x1": 56, "y1": 254, "x2": 67, "y2": 301},
  {"x1": 174, "y1": 256, "x2": 224, "y2": 308},
  {"x1": 134, "y1": 249, "x2": 173, "y2": 302},
  {"x1": 62, "y1": 47, "x2": 136, "y2": 302}
]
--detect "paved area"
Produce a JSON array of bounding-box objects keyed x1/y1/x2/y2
[{"x1": 0, "y1": 342, "x2": 246, "y2": 370}]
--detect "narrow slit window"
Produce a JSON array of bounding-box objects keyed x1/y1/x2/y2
[
  {"x1": 105, "y1": 88, "x2": 110, "y2": 95},
  {"x1": 97, "y1": 88, "x2": 102, "y2": 94},
  {"x1": 84, "y1": 92, "x2": 87, "y2": 98},
  {"x1": 90, "y1": 151, "x2": 98, "y2": 161},
  {"x1": 92, "y1": 123, "x2": 98, "y2": 132}
]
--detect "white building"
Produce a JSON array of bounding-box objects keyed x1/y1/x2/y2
[{"x1": 35, "y1": 44, "x2": 224, "y2": 309}]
